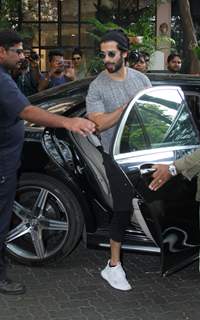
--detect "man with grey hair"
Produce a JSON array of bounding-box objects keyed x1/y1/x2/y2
[{"x1": 86, "y1": 29, "x2": 151, "y2": 291}]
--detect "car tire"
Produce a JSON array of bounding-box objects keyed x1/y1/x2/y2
[{"x1": 6, "y1": 173, "x2": 84, "y2": 265}]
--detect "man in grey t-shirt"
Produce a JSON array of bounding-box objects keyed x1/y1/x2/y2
[
  {"x1": 87, "y1": 66, "x2": 151, "y2": 153},
  {"x1": 86, "y1": 29, "x2": 151, "y2": 291}
]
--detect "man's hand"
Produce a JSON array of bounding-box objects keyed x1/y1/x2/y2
[
  {"x1": 65, "y1": 67, "x2": 75, "y2": 80},
  {"x1": 63, "y1": 117, "x2": 96, "y2": 136},
  {"x1": 149, "y1": 164, "x2": 172, "y2": 191},
  {"x1": 48, "y1": 66, "x2": 59, "y2": 77},
  {"x1": 20, "y1": 105, "x2": 95, "y2": 136},
  {"x1": 29, "y1": 58, "x2": 39, "y2": 69}
]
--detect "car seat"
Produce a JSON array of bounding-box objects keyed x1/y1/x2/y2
[{"x1": 69, "y1": 132, "x2": 134, "y2": 212}]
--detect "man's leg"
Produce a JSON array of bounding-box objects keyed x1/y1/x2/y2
[
  {"x1": 0, "y1": 174, "x2": 25, "y2": 295},
  {"x1": 0, "y1": 174, "x2": 17, "y2": 279},
  {"x1": 109, "y1": 209, "x2": 131, "y2": 265},
  {"x1": 101, "y1": 210, "x2": 132, "y2": 291},
  {"x1": 101, "y1": 152, "x2": 134, "y2": 290},
  {"x1": 110, "y1": 239, "x2": 121, "y2": 266}
]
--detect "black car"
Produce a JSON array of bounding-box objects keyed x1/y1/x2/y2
[{"x1": 6, "y1": 75, "x2": 200, "y2": 277}]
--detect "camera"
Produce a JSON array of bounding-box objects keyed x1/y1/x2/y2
[
  {"x1": 64, "y1": 60, "x2": 73, "y2": 68},
  {"x1": 19, "y1": 59, "x2": 29, "y2": 70},
  {"x1": 129, "y1": 51, "x2": 142, "y2": 65},
  {"x1": 29, "y1": 51, "x2": 39, "y2": 61},
  {"x1": 129, "y1": 51, "x2": 150, "y2": 65}
]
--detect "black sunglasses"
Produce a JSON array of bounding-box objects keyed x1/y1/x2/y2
[
  {"x1": 72, "y1": 57, "x2": 81, "y2": 60},
  {"x1": 8, "y1": 47, "x2": 24, "y2": 55},
  {"x1": 99, "y1": 51, "x2": 117, "y2": 59}
]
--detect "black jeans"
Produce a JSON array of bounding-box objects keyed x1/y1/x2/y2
[
  {"x1": 0, "y1": 173, "x2": 17, "y2": 280},
  {"x1": 102, "y1": 152, "x2": 134, "y2": 243}
]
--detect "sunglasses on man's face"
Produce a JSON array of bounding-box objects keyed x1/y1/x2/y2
[
  {"x1": 8, "y1": 47, "x2": 24, "y2": 55},
  {"x1": 99, "y1": 51, "x2": 117, "y2": 59},
  {"x1": 72, "y1": 57, "x2": 81, "y2": 61}
]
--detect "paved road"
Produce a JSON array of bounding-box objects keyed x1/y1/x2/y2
[{"x1": 1, "y1": 243, "x2": 200, "y2": 320}]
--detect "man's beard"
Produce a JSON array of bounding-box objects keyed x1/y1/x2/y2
[
  {"x1": 105, "y1": 56, "x2": 124, "y2": 73},
  {"x1": 3, "y1": 61, "x2": 19, "y2": 71}
]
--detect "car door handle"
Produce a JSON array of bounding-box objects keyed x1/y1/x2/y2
[
  {"x1": 140, "y1": 168, "x2": 156, "y2": 175},
  {"x1": 139, "y1": 163, "x2": 156, "y2": 175}
]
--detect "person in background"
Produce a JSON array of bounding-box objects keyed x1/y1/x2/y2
[
  {"x1": 12, "y1": 47, "x2": 42, "y2": 96},
  {"x1": 86, "y1": 29, "x2": 151, "y2": 291},
  {"x1": 166, "y1": 53, "x2": 182, "y2": 73},
  {"x1": 38, "y1": 49, "x2": 71, "y2": 91},
  {"x1": 0, "y1": 29, "x2": 95, "y2": 295},
  {"x1": 141, "y1": 51, "x2": 150, "y2": 71},
  {"x1": 72, "y1": 47, "x2": 87, "y2": 80},
  {"x1": 129, "y1": 51, "x2": 150, "y2": 73}
]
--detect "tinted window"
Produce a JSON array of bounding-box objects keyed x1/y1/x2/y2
[
  {"x1": 185, "y1": 93, "x2": 200, "y2": 131},
  {"x1": 120, "y1": 88, "x2": 199, "y2": 153},
  {"x1": 120, "y1": 108, "x2": 147, "y2": 153}
]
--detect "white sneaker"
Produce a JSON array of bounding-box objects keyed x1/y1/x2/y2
[{"x1": 101, "y1": 260, "x2": 132, "y2": 291}]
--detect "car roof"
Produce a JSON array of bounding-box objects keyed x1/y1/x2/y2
[
  {"x1": 147, "y1": 73, "x2": 200, "y2": 89},
  {"x1": 28, "y1": 76, "x2": 94, "y2": 104},
  {"x1": 28, "y1": 73, "x2": 200, "y2": 105}
]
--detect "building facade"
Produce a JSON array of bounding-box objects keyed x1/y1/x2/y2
[{"x1": 19, "y1": 0, "x2": 152, "y2": 70}]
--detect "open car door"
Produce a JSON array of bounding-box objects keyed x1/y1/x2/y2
[{"x1": 113, "y1": 86, "x2": 200, "y2": 276}]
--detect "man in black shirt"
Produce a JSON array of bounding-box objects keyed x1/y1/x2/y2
[
  {"x1": 0, "y1": 30, "x2": 95, "y2": 295},
  {"x1": 13, "y1": 47, "x2": 42, "y2": 96}
]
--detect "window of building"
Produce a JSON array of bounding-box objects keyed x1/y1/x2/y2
[{"x1": 19, "y1": 0, "x2": 153, "y2": 71}]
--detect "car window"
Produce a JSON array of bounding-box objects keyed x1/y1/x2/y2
[
  {"x1": 185, "y1": 93, "x2": 200, "y2": 131},
  {"x1": 120, "y1": 107, "x2": 147, "y2": 153},
  {"x1": 119, "y1": 88, "x2": 200, "y2": 153}
]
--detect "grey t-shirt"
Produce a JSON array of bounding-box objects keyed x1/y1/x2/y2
[{"x1": 86, "y1": 67, "x2": 152, "y2": 153}]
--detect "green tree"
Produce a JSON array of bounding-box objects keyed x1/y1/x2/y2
[
  {"x1": 0, "y1": 0, "x2": 20, "y2": 30},
  {"x1": 87, "y1": 2, "x2": 156, "y2": 54},
  {"x1": 177, "y1": 0, "x2": 200, "y2": 73},
  {"x1": 0, "y1": 0, "x2": 34, "y2": 45}
]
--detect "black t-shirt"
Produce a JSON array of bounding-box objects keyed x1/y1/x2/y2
[
  {"x1": 0, "y1": 66, "x2": 30, "y2": 176},
  {"x1": 15, "y1": 71, "x2": 38, "y2": 96}
]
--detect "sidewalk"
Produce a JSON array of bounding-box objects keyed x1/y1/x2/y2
[{"x1": 0, "y1": 243, "x2": 200, "y2": 320}]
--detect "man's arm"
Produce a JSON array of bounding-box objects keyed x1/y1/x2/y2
[
  {"x1": 64, "y1": 66, "x2": 75, "y2": 81},
  {"x1": 86, "y1": 78, "x2": 129, "y2": 132},
  {"x1": 29, "y1": 59, "x2": 42, "y2": 84},
  {"x1": 38, "y1": 66, "x2": 59, "y2": 91},
  {"x1": 19, "y1": 105, "x2": 95, "y2": 136},
  {"x1": 87, "y1": 105, "x2": 125, "y2": 132},
  {"x1": 149, "y1": 148, "x2": 200, "y2": 191},
  {"x1": 1, "y1": 74, "x2": 95, "y2": 135},
  {"x1": 30, "y1": 66, "x2": 41, "y2": 84},
  {"x1": 38, "y1": 73, "x2": 51, "y2": 91}
]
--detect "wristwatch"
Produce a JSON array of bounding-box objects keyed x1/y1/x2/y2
[{"x1": 168, "y1": 164, "x2": 177, "y2": 176}]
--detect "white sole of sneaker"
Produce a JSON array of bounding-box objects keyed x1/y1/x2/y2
[{"x1": 101, "y1": 270, "x2": 132, "y2": 291}]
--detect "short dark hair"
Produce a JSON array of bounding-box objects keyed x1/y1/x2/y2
[
  {"x1": 167, "y1": 53, "x2": 181, "y2": 63},
  {"x1": 0, "y1": 30, "x2": 22, "y2": 49},
  {"x1": 48, "y1": 49, "x2": 64, "y2": 62},
  {"x1": 140, "y1": 51, "x2": 150, "y2": 62},
  {"x1": 23, "y1": 45, "x2": 31, "y2": 51},
  {"x1": 100, "y1": 29, "x2": 129, "y2": 52},
  {"x1": 72, "y1": 47, "x2": 82, "y2": 58}
]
